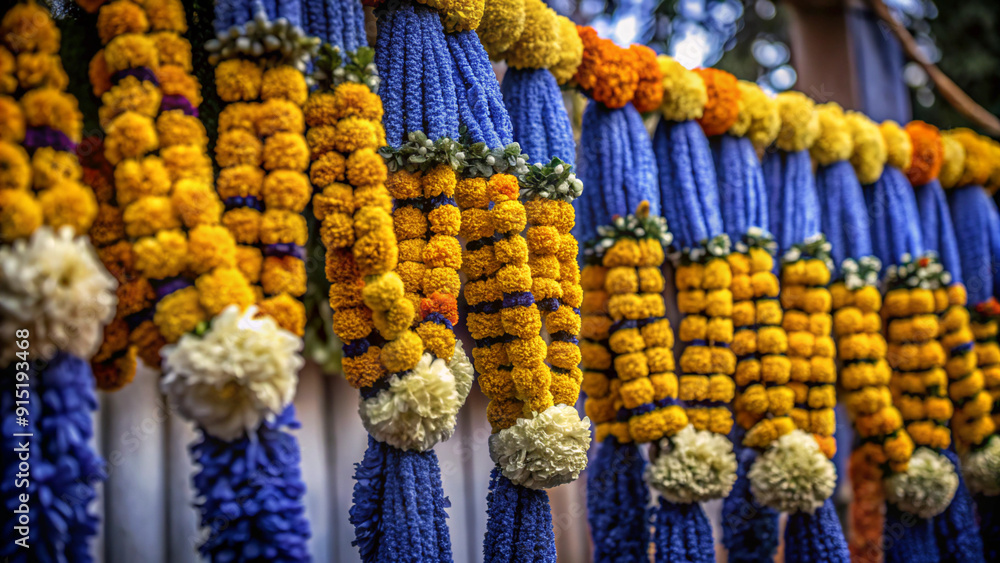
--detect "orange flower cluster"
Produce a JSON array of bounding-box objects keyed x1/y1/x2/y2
[
  {"x1": 572, "y1": 26, "x2": 662, "y2": 110},
  {"x1": 904, "y1": 121, "x2": 943, "y2": 187},
  {"x1": 693, "y1": 68, "x2": 740, "y2": 137},
  {"x1": 848, "y1": 449, "x2": 885, "y2": 563}
]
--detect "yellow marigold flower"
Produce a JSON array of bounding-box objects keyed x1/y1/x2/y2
[
  {"x1": 104, "y1": 111, "x2": 157, "y2": 164},
  {"x1": 415, "y1": 319, "x2": 455, "y2": 358},
  {"x1": 30, "y1": 147, "x2": 80, "y2": 190},
  {"x1": 346, "y1": 148, "x2": 388, "y2": 188},
  {"x1": 455, "y1": 176, "x2": 489, "y2": 209},
  {"x1": 729, "y1": 80, "x2": 780, "y2": 150},
  {"x1": 422, "y1": 234, "x2": 462, "y2": 269},
  {"x1": 196, "y1": 267, "x2": 255, "y2": 317},
  {"x1": 260, "y1": 209, "x2": 307, "y2": 246},
  {"x1": 216, "y1": 164, "x2": 264, "y2": 200},
  {"x1": 312, "y1": 183, "x2": 353, "y2": 222},
  {"x1": 235, "y1": 244, "x2": 262, "y2": 283},
  {"x1": 846, "y1": 111, "x2": 887, "y2": 184},
  {"x1": 38, "y1": 181, "x2": 97, "y2": 234},
  {"x1": 88, "y1": 49, "x2": 111, "y2": 97},
  {"x1": 262, "y1": 255, "x2": 306, "y2": 296},
  {"x1": 257, "y1": 293, "x2": 306, "y2": 336},
  {"x1": 310, "y1": 152, "x2": 347, "y2": 189},
  {"x1": 263, "y1": 131, "x2": 309, "y2": 172},
  {"x1": 98, "y1": 76, "x2": 162, "y2": 125},
  {"x1": 262, "y1": 170, "x2": 310, "y2": 212},
  {"x1": 0, "y1": 188, "x2": 41, "y2": 241},
  {"x1": 1, "y1": 2, "x2": 60, "y2": 54},
  {"x1": 810, "y1": 102, "x2": 853, "y2": 166},
  {"x1": 15, "y1": 52, "x2": 68, "y2": 90},
  {"x1": 222, "y1": 207, "x2": 261, "y2": 244},
  {"x1": 151, "y1": 31, "x2": 192, "y2": 71},
  {"x1": 503, "y1": 0, "x2": 558, "y2": 69},
  {"x1": 549, "y1": 15, "x2": 583, "y2": 85},
  {"x1": 880, "y1": 120, "x2": 912, "y2": 171},
  {"x1": 422, "y1": 164, "x2": 457, "y2": 198},
  {"x1": 215, "y1": 129, "x2": 262, "y2": 168},
  {"x1": 353, "y1": 206, "x2": 391, "y2": 238},
  {"x1": 187, "y1": 224, "x2": 236, "y2": 274},
  {"x1": 333, "y1": 82, "x2": 383, "y2": 122},
  {"x1": 157, "y1": 109, "x2": 207, "y2": 149},
  {"x1": 21, "y1": 88, "x2": 83, "y2": 142},
  {"x1": 947, "y1": 128, "x2": 992, "y2": 188},
  {"x1": 154, "y1": 286, "x2": 207, "y2": 342},
  {"x1": 355, "y1": 229, "x2": 399, "y2": 277},
  {"x1": 331, "y1": 118, "x2": 382, "y2": 154},
  {"x1": 381, "y1": 329, "x2": 423, "y2": 373},
  {"x1": 133, "y1": 229, "x2": 187, "y2": 278},
  {"x1": 658, "y1": 55, "x2": 706, "y2": 122},
  {"x1": 103, "y1": 33, "x2": 159, "y2": 74},
  {"x1": 428, "y1": 204, "x2": 461, "y2": 237},
  {"x1": 218, "y1": 101, "x2": 258, "y2": 132},
  {"x1": 494, "y1": 234, "x2": 528, "y2": 265},
  {"x1": 0, "y1": 96, "x2": 23, "y2": 143},
  {"x1": 172, "y1": 179, "x2": 222, "y2": 228},
  {"x1": 144, "y1": 0, "x2": 187, "y2": 33},
  {"x1": 215, "y1": 59, "x2": 262, "y2": 102},
  {"x1": 479, "y1": 0, "x2": 526, "y2": 58},
  {"x1": 96, "y1": 0, "x2": 149, "y2": 44},
  {"x1": 937, "y1": 134, "x2": 965, "y2": 189},
  {"x1": 255, "y1": 99, "x2": 305, "y2": 137},
  {"x1": 123, "y1": 195, "x2": 178, "y2": 237},
  {"x1": 774, "y1": 91, "x2": 819, "y2": 152},
  {"x1": 261, "y1": 66, "x2": 308, "y2": 106}
]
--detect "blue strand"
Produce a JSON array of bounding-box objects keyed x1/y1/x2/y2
[
  {"x1": 867, "y1": 166, "x2": 925, "y2": 267},
  {"x1": 214, "y1": 0, "x2": 233, "y2": 33},
  {"x1": 303, "y1": 0, "x2": 326, "y2": 43},
  {"x1": 721, "y1": 448, "x2": 779, "y2": 563},
  {"x1": 914, "y1": 179, "x2": 964, "y2": 285},
  {"x1": 1, "y1": 353, "x2": 105, "y2": 563},
  {"x1": 883, "y1": 503, "x2": 939, "y2": 563},
  {"x1": 459, "y1": 31, "x2": 513, "y2": 146},
  {"x1": 653, "y1": 499, "x2": 715, "y2": 563},
  {"x1": 325, "y1": 0, "x2": 346, "y2": 54},
  {"x1": 350, "y1": 437, "x2": 454, "y2": 563},
  {"x1": 653, "y1": 119, "x2": 722, "y2": 248},
  {"x1": 975, "y1": 494, "x2": 1000, "y2": 561},
  {"x1": 713, "y1": 134, "x2": 770, "y2": 238},
  {"x1": 501, "y1": 69, "x2": 575, "y2": 165},
  {"x1": 575, "y1": 103, "x2": 658, "y2": 243},
  {"x1": 483, "y1": 467, "x2": 556, "y2": 563},
  {"x1": 783, "y1": 499, "x2": 850, "y2": 563},
  {"x1": 933, "y1": 450, "x2": 985, "y2": 563},
  {"x1": 947, "y1": 185, "x2": 995, "y2": 305},
  {"x1": 276, "y1": 1, "x2": 300, "y2": 29},
  {"x1": 816, "y1": 159, "x2": 873, "y2": 271},
  {"x1": 403, "y1": 9, "x2": 425, "y2": 142},
  {"x1": 446, "y1": 32, "x2": 511, "y2": 148},
  {"x1": 585, "y1": 437, "x2": 649, "y2": 563},
  {"x1": 192, "y1": 406, "x2": 311, "y2": 563}
]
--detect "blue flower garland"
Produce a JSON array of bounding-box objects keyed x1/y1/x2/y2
[
  {"x1": 932, "y1": 450, "x2": 985, "y2": 563},
  {"x1": 712, "y1": 134, "x2": 768, "y2": 242},
  {"x1": 1, "y1": 353, "x2": 105, "y2": 563},
  {"x1": 865, "y1": 165, "x2": 925, "y2": 268},
  {"x1": 763, "y1": 150, "x2": 821, "y2": 256},
  {"x1": 191, "y1": 406, "x2": 311, "y2": 563},
  {"x1": 948, "y1": 184, "x2": 998, "y2": 306},
  {"x1": 784, "y1": 498, "x2": 850, "y2": 563},
  {"x1": 483, "y1": 467, "x2": 556, "y2": 563},
  {"x1": 575, "y1": 103, "x2": 659, "y2": 244},
  {"x1": 816, "y1": 159, "x2": 873, "y2": 275},
  {"x1": 446, "y1": 31, "x2": 514, "y2": 148},
  {"x1": 586, "y1": 436, "x2": 650, "y2": 563},
  {"x1": 653, "y1": 118, "x2": 723, "y2": 249},
  {"x1": 884, "y1": 502, "x2": 939, "y2": 563},
  {"x1": 721, "y1": 447, "x2": 779, "y2": 563},
  {"x1": 501, "y1": 68, "x2": 575, "y2": 167},
  {"x1": 975, "y1": 493, "x2": 1000, "y2": 562},
  {"x1": 653, "y1": 498, "x2": 714, "y2": 563},
  {"x1": 914, "y1": 179, "x2": 964, "y2": 286}
]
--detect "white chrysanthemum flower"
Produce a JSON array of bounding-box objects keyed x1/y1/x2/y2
[
  {"x1": 645, "y1": 425, "x2": 738, "y2": 503},
  {"x1": 884, "y1": 447, "x2": 958, "y2": 518},
  {"x1": 963, "y1": 435, "x2": 1000, "y2": 496},
  {"x1": 450, "y1": 340, "x2": 474, "y2": 406},
  {"x1": 0, "y1": 226, "x2": 116, "y2": 365},
  {"x1": 748, "y1": 430, "x2": 837, "y2": 514},
  {"x1": 161, "y1": 305, "x2": 303, "y2": 441},
  {"x1": 359, "y1": 350, "x2": 464, "y2": 452},
  {"x1": 489, "y1": 404, "x2": 591, "y2": 490}
]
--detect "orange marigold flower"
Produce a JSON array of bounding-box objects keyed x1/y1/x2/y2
[
  {"x1": 572, "y1": 26, "x2": 639, "y2": 109},
  {"x1": 420, "y1": 292, "x2": 460, "y2": 325},
  {"x1": 694, "y1": 68, "x2": 740, "y2": 137},
  {"x1": 629, "y1": 44, "x2": 663, "y2": 113},
  {"x1": 905, "y1": 120, "x2": 943, "y2": 187}
]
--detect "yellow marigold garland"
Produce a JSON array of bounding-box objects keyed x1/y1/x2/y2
[
  {"x1": 585, "y1": 203, "x2": 687, "y2": 443},
  {"x1": 675, "y1": 234, "x2": 736, "y2": 435},
  {"x1": 778, "y1": 236, "x2": 838, "y2": 458},
  {"x1": 967, "y1": 300, "x2": 1000, "y2": 444},
  {"x1": 884, "y1": 255, "x2": 954, "y2": 452},
  {"x1": 581, "y1": 260, "x2": 627, "y2": 442}
]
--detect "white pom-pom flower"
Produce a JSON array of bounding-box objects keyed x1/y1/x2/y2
[
  {"x1": 450, "y1": 340, "x2": 474, "y2": 406},
  {"x1": 0, "y1": 226, "x2": 116, "y2": 365},
  {"x1": 885, "y1": 447, "x2": 959, "y2": 517},
  {"x1": 645, "y1": 424, "x2": 738, "y2": 503},
  {"x1": 963, "y1": 435, "x2": 1000, "y2": 496},
  {"x1": 359, "y1": 349, "x2": 463, "y2": 452},
  {"x1": 748, "y1": 429, "x2": 837, "y2": 514},
  {"x1": 161, "y1": 305, "x2": 303, "y2": 441},
  {"x1": 489, "y1": 404, "x2": 591, "y2": 490}
]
